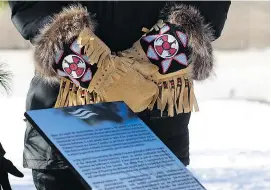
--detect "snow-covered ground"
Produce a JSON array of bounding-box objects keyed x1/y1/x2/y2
[{"x1": 0, "y1": 49, "x2": 270, "y2": 190}]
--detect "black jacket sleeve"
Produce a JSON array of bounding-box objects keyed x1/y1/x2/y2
[
  {"x1": 10, "y1": 1, "x2": 230, "y2": 43},
  {"x1": 9, "y1": 1, "x2": 71, "y2": 42},
  {"x1": 0, "y1": 143, "x2": 5, "y2": 158}
]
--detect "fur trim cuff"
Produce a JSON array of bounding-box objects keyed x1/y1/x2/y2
[
  {"x1": 161, "y1": 3, "x2": 215, "y2": 81},
  {"x1": 33, "y1": 4, "x2": 96, "y2": 82}
]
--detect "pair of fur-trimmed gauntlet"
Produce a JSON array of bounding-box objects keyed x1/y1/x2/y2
[{"x1": 33, "y1": 4, "x2": 214, "y2": 117}]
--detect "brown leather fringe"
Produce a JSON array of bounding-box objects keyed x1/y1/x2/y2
[
  {"x1": 78, "y1": 28, "x2": 111, "y2": 66},
  {"x1": 54, "y1": 78, "x2": 96, "y2": 108},
  {"x1": 189, "y1": 80, "x2": 199, "y2": 112},
  {"x1": 183, "y1": 79, "x2": 190, "y2": 113},
  {"x1": 149, "y1": 67, "x2": 199, "y2": 117},
  {"x1": 54, "y1": 68, "x2": 199, "y2": 116},
  {"x1": 54, "y1": 72, "x2": 199, "y2": 116},
  {"x1": 177, "y1": 77, "x2": 185, "y2": 113}
]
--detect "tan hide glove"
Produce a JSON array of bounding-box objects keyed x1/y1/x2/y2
[{"x1": 118, "y1": 17, "x2": 211, "y2": 116}]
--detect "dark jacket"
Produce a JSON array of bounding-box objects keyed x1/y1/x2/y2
[
  {"x1": 0, "y1": 143, "x2": 5, "y2": 158},
  {"x1": 9, "y1": 1, "x2": 231, "y2": 169}
]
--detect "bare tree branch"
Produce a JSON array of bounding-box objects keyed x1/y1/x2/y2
[{"x1": 0, "y1": 63, "x2": 12, "y2": 95}]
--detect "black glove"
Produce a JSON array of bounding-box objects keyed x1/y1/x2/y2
[{"x1": 0, "y1": 157, "x2": 24, "y2": 190}]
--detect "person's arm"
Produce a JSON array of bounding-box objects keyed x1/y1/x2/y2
[{"x1": 0, "y1": 143, "x2": 24, "y2": 190}]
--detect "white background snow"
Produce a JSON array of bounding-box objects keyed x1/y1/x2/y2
[{"x1": 0, "y1": 49, "x2": 270, "y2": 190}]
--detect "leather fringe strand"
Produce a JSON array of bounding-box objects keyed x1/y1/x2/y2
[
  {"x1": 148, "y1": 68, "x2": 199, "y2": 117},
  {"x1": 54, "y1": 78, "x2": 98, "y2": 108}
]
